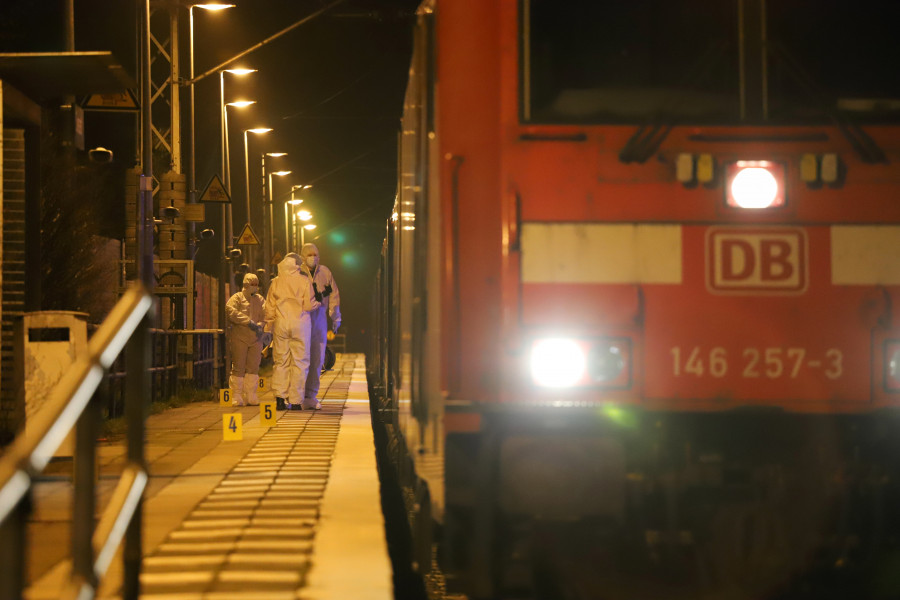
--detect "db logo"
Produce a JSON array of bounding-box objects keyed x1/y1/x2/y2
[{"x1": 706, "y1": 227, "x2": 807, "y2": 294}]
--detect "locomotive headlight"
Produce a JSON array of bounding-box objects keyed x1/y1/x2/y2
[
  {"x1": 725, "y1": 160, "x2": 785, "y2": 209},
  {"x1": 530, "y1": 338, "x2": 586, "y2": 388}
]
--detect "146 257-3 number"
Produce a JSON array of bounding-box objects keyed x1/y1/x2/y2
[{"x1": 670, "y1": 346, "x2": 843, "y2": 380}]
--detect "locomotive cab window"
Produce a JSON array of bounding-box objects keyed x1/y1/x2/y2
[{"x1": 522, "y1": 0, "x2": 900, "y2": 125}]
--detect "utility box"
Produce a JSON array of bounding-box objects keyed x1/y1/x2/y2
[{"x1": 16, "y1": 311, "x2": 89, "y2": 456}]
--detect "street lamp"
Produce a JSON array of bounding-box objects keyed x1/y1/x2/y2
[
  {"x1": 242, "y1": 128, "x2": 272, "y2": 260},
  {"x1": 215, "y1": 64, "x2": 255, "y2": 389},
  {"x1": 284, "y1": 198, "x2": 302, "y2": 254},
  {"x1": 302, "y1": 223, "x2": 317, "y2": 247},
  {"x1": 187, "y1": 3, "x2": 234, "y2": 352},
  {"x1": 266, "y1": 168, "x2": 291, "y2": 273},
  {"x1": 188, "y1": 2, "x2": 233, "y2": 229},
  {"x1": 222, "y1": 99, "x2": 255, "y2": 253},
  {"x1": 219, "y1": 70, "x2": 256, "y2": 194},
  {"x1": 295, "y1": 209, "x2": 313, "y2": 247},
  {"x1": 261, "y1": 152, "x2": 287, "y2": 265}
]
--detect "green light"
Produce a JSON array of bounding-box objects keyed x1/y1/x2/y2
[
  {"x1": 330, "y1": 231, "x2": 347, "y2": 245},
  {"x1": 341, "y1": 252, "x2": 359, "y2": 269},
  {"x1": 600, "y1": 404, "x2": 637, "y2": 428}
]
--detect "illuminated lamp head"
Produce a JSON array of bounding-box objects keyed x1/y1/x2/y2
[{"x1": 725, "y1": 160, "x2": 785, "y2": 209}]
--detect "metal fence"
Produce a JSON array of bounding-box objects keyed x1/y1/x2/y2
[{"x1": 95, "y1": 328, "x2": 224, "y2": 419}]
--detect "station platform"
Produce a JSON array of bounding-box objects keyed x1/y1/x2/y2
[{"x1": 24, "y1": 354, "x2": 392, "y2": 600}]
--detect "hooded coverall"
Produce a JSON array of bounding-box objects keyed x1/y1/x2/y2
[
  {"x1": 265, "y1": 256, "x2": 319, "y2": 408},
  {"x1": 225, "y1": 273, "x2": 266, "y2": 406},
  {"x1": 299, "y1": 253, "x2": 341, "y2": 409}
]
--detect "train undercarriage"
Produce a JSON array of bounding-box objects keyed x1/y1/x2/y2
[{"x1": 372, "y1": 394, "x2": 900, "y2": 599}]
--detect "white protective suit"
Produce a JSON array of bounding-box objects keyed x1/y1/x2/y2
[
  {"x1": 225, "y1": 273, "x2": 266, "y2": 406},
  {"x1": 300, "y1": 243, "x2": 341, "y2": 410},
  {"x1": 265, "y1": 255, "x2": 319, "y2": 408}
]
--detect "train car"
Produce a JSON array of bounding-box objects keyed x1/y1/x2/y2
[{"x1": 370, "y1": 1, "x2": 900, "y2": 598}]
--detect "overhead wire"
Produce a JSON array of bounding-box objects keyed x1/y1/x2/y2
[{"x1": 189, "y1": 0, "x2": 348, "y2": 85}]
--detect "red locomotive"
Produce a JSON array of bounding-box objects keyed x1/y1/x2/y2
[{"x1": 371, "y1": 1, "x2": 900, "y2": 597}]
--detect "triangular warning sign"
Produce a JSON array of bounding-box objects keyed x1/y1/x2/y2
[
  {"x1": 200, "y1": 174, "x2": 230, "y2": 203},
  {"x1": 83, "y1": 90, "x2": 139, "y2": 111},
  {"x1": 237, "y1": 223, "x2": 260, "y2": 245}
]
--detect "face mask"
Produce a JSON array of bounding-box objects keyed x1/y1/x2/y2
[
  {"x1": 246, "y1": 285, "x2": 259, "y2": 295},
  {"x1": 305, "y1": 256, "x2": 317, "y2": 268}
]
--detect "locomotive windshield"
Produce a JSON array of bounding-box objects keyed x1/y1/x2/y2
[{"x1": 523, "y1": 0, "x2": 900, "y2": 124}]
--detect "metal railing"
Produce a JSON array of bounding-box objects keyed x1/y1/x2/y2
[
  {"x1": 177, "y1": 329, "x2": 225, "y2": 389},
  {"x1": 0, "y1": 284, "x2": 155, "y2": 600},
  {"x1": 98, "y1": 328, "x2": 224, "y2": 419}
]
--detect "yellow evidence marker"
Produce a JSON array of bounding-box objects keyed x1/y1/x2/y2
[
  {"x1": 260, "y1": 401, "x2": 276, "y2": 427},
  {"x1": 219, "y1": 388, "x2": 232, "y2": 406},
  {"x1": 223, "y1": 413, "x2": 243, "y2": 440},
  {"x1": 258, "y1": 376, "x2": 268, "y2": 391}
]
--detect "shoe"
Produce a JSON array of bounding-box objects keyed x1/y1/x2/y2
[
  {"x1": 290, "y1": 404, "x2": 304, "y2": 411},
  {"x1": 275, "y1": 397, "x2": 286, "y2": 411}
]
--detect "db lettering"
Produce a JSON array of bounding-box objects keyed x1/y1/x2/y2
[
  {"x1": 708, "y1": 228, "x2": 807, "y2": 293},
  {"x1": 720, "y1": 239, "x2": 794, "y2": 282}
]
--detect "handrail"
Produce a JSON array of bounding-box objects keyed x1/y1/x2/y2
[{"x1": 0, "y1": 283, "x2": 154, "y2": 600}]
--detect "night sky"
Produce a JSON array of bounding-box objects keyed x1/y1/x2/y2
[{"x1": 0, "y1": 0, "x2": 421, "y2": 351}]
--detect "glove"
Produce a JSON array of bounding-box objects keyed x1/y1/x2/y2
[
  {"x1": 332, "y1": 319, "x2": 341, "y2": 333},
  {"x1": 248, "y1": 321, "x2": 261, "y2": 334}
]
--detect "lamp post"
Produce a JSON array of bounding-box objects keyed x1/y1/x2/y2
[
  {"x1": 261, "y1": 151, "x2": 287, "y2": 271},
  {"x1": 219, "y1": 69, "x2": 256, "y2": 209},
  {"x1": 218, "y1": 72, "x2": 255, "y2": 291},
  {"x1": 302, "y1": 223, "x2": 317, "y2": 247},
  {"x1": 285, "y1": 184, "x2": 311, "y2": 255},
  {"x1": 284, "y1": 198, "x2": 302, "y2": 254},
  {"x1": 296, "y1": 209, "x2": 313, "y2": 246},
  {"x1": 187, "y1": 3, "x2": 233, "y2": 238},
  {"x1": 266, "y1": 168, "x2": 291, "y2": 273},
  {"x1": 242, "y1": 127, "x2": 273, "y2": 266},
  {"x1": 222, "y1": 100, "x2": 255, "y2": 258}
]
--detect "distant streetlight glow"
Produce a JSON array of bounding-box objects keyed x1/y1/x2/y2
[
  {"x1": 225, "y1": 68, "x2": 257, "y2": 75},
  {"x1": 226, "y1": 100, "x2": 256, "y2": 108},
  {"x1": 267, "y1": 152, "x2": 287, "y2": 158},
  {"x1": 301, "y1": 223, "x2": 316, "y2": 245},
  {"x1": 194, "y1": 3, "x2": 235, "y2": 11}
]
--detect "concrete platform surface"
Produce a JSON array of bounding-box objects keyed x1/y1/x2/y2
[{"x1": 23, "y1": 353, "x2": 392, "y2": 600}]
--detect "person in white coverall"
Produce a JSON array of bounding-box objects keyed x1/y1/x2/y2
[
  {"x1": 225, "y1": 273, "x2": 267, "y2": 406},
  {"x1": 299, "y1": 243, "x2": 341, "y2": 410},
  {"x1": 265, "y1": 254, "x2": 319, "y2": 410}
]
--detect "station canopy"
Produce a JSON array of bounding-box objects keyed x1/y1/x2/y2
[{"x1": 0, "y1": 52, "x2": 134, "y2": 100}]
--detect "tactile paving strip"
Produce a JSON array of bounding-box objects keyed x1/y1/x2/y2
[{"x1": 137, "y1": 359, "x2": 355, "y2": 599}]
